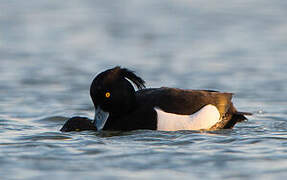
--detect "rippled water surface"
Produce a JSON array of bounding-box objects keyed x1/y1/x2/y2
[{"x1": 1, "y1": 0, "x2": 287, "y2": 179}]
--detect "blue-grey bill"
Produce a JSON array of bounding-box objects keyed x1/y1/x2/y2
[{"x1": 94, "y1": 106, "x2": 109, "y2": 130}]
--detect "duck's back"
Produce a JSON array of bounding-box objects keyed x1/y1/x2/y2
[
  {"x1": 136, "y1": 87, "x2": 247, "y2": 130},
  {"x1": 136, "y1": 87, "x2": 233, "y2": 117}
]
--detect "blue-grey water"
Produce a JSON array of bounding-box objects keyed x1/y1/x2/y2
[{"x1": 1, "y1": 0, "x2": 287, "y2": 179}]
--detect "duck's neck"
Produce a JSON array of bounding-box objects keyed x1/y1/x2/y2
[
  {"x1": 112, "y1": 96, "x2": 138, "y2": 118},
  {"x1": 103, "y1": 98, "x2": 138, "y2": 131}
]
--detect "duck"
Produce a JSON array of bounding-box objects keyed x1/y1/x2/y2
[
  {"x1": 60, "y1": 117, "x2": 97, "y2": 132},
  {"x1": 60, "y1": 66, "x2": 251, "y2": 132}
]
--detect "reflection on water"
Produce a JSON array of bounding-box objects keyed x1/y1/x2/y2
[{"x1": 0, "y1": 0, "x2": 287, "y2": 179}]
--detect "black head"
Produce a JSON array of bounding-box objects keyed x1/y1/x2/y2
[
  {"x1": 90, "y1": 66, "x2": 145, "y2": 120},
  {"x1": 60, "y1": 117, "x2": 97, "y2": 132}
]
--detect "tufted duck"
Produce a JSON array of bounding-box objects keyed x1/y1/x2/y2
[
  {"x1": 60, "y1": 117, "x2": 96, "y2": 132},
  {"x1": 61, "y1": 66, "x2": 251, "y2": 132}
]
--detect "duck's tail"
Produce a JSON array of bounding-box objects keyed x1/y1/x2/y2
[
  {"x1": 223, "y1": 107, "x2": 252, "y2": 129},
  {"x1": 210, "y1": 104, "x2": 252, "y2": 130}
]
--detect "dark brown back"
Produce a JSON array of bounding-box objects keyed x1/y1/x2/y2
[{"x1": 136, "y1": 87, "x2": 233, "y2": 118}]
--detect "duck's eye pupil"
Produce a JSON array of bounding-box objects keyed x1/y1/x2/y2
[{"x1": 105, "y1": 92, "x2": 111, "y2": 98}]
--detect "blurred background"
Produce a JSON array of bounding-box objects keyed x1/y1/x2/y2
[
  {"x1": 0, "y1": 0, "x2": 287, "y2": 179},
  {"x1": 1, "y1": 0, "x2": 287, "y2": 116}
]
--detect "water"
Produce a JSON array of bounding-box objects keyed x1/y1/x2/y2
[{"x1": 0, "y1": 0, "x2": 287, "y2": 179}]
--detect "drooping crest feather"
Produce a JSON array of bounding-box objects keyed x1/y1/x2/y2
[{"x1": 114, "y1": 66, "x2": 146, "y2": 90}]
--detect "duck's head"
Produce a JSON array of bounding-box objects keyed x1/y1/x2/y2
[
  {"x1": 60, "y1": 117, "x2": 97, "y2": 132},
  {"x1": 90, "y1": 66, "x2": 145, "y2": 130}
]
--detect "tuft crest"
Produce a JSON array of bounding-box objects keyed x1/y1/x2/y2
[{"x1": 114, "y1": 66, "x2": 146, "y2": 90}]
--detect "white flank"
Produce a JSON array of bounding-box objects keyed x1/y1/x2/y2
[{"x1": 155, "y1": 104, "x2": 220, "y2": 131}]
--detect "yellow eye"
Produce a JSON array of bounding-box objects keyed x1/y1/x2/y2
[{"x1": 105, "y1": 92, "x2": 111, "y2": 98}]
